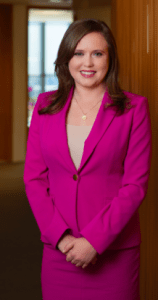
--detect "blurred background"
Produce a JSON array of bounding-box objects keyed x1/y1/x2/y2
[{"x1": 0, "y1": 0, "x2": 157, "y2": 299}]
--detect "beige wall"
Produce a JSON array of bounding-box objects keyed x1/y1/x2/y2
[{"x1": 12, "y1": 4, "x2": 27, "y2": 162}]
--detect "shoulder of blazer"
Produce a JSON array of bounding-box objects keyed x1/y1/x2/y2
[
  {"x1": 122, "y1": 90, "x2": 148, "y2": 110},
  {"x1": 37, "y1": 90, "x2": 58, "y2": 110},
  {"x1": 123, "y1": 90, "x2": 147, "y2": 101}
]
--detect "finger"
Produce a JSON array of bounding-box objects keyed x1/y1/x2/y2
[
  {"x1": 82, "y1": 263, "x2": 88, "y2": 269},
  {"x1": 66, "y1": 254, "x2": 73, "y2": 262},
  {"x1": 71, "y1": 259, "x2": 79, "y2": 265},
  {"x1": 63, "y1": 242, "x2": 74, "y2": 254},
  {"x1": 75, "y1": 262, "x2": 82, "y2": 267}
]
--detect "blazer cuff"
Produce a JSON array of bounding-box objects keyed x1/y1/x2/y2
[{"x1": 40, "y1": 210, "x2": 71, "y2": 249}]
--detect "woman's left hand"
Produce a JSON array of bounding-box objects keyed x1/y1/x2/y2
[{"x1": 63, "y1": 237, "x2": 97, "y2": 269}]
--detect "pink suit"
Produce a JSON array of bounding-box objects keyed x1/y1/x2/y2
[{"x1": 24, "y1": 86, "x2": 152, "y2": 300}]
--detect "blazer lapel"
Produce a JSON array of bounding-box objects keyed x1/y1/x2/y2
[
  {"x1": 56, "y1": 86, "x2": 76, "y2": 172},
  {"x1": 57, "y1": 86, "x2": 117, "y2": 172},
  {"x1": 78, "y1": 89, "x2": 117, "y2": 172}
]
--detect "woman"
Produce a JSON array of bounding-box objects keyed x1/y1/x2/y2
[{"x1": 24, "y1": 19, "x2": 152, "y2": 300}]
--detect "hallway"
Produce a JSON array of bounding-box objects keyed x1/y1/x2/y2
[{"x1": 0, "y1": 163, "x2": 43, "y2": 299}]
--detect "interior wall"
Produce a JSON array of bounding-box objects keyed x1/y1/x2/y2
[
  {"x1": 74, "y1": 1, "x2": 111, "y2": 28},
  {"x1": 12, "y1": 4, "x2": 27, "y2": 162},
  {"x1": 0, "y1": 4, "x2": 12, "y2": 162}
]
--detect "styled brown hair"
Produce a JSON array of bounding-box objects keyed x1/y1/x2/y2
[{"x1": 38, "y1": 19, "x2": 130, "y2": 116}]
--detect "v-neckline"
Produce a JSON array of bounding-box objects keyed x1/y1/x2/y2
[
  {"x1": 56, "y1": 85, "x2": 116, "y2": 173},
  {"x1": 64, "y1": 87, "x2": 106, "y2": 172}
]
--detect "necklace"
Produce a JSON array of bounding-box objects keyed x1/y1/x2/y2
[{"x1": 74, "y1": 97, "x2": 102, "y2": 121}]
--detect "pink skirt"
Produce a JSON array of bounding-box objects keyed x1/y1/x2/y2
[{"x1": 41, "y1": 244, "x2": 140, "y2": 300}]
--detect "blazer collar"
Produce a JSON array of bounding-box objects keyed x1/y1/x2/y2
[{"x1": 57, "y1": 86, "x2": 117, "y2": 173}]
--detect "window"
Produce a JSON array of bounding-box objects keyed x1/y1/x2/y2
[{"x1": 28, "y1": 9, "x2": 73, "y2": 126}]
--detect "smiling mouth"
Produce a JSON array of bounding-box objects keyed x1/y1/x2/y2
[
  {"x1": 80, "y1": 71, "x2": 96, "y2": 75},
  {"x1": 80, "y1": 71, "x2": 96, "y2": 78}
]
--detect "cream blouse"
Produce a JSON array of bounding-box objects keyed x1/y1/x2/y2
[{"x1": 66, "y1": 124, "x2": 93, "y2": 170}]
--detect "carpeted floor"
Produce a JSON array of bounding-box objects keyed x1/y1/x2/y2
[{"x1": 0, "y1": 163, "x2": 43, "y2": 300}]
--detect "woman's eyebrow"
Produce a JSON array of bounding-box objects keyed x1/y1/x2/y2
[{"x1": 74, "y1": 49, "x2": 107, "y2": 52}]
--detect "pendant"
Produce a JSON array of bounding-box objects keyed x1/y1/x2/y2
[{"x1": 82, "y1": 115, "x2": 86, "y2": 121}]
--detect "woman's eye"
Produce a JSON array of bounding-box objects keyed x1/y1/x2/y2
[
  {"x1": 74, "y1": 52, "x2": 83, "y2": 56},
  {"x1": 94, "y1": 52, "x2": 102, "y2": 56}
]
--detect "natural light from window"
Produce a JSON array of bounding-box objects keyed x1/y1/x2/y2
[{"x1": 28, "y1": 8, "x2": 73, "y2": 126}]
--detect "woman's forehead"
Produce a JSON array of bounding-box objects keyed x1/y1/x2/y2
[{"x1": 75, "y1": 32, "x2": 108, "y2": 50}]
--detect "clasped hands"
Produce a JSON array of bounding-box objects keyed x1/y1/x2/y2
[{"x1": 57, "y1": 234, "x2": 97, "y2": 269}]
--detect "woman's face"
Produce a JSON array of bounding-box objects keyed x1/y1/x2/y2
[{"x1": 68, "y1": 32, "x2": 109, "y2": 90}]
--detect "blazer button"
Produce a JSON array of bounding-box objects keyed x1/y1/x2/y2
[{"x1": 73, "y1": 174, "x2": 78, "y2": 181}]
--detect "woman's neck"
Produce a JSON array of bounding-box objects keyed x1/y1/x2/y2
[{"x1": 73, "y1": 84, "x2": 107, "y2": 103}]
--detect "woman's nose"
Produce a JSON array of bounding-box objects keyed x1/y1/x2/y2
[{"x1": 83, "y1": 54, "x2": 94, "y2": 67}]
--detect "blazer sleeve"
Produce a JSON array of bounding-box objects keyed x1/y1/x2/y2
[
  {"x1": 24, "y1": 93, "x2": 71, "y2": 249},
  {"x1": 80, "y1": 96, "x2": 152, "y2": 255}
]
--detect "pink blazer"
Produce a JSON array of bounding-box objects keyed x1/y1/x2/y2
[{"x1": 24, "y1": 86, "x2": 152, "y2": 255}]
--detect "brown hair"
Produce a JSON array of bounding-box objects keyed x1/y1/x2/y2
[{"x1": 38, "y1": 19, "x2": 131, "y2": 116}]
